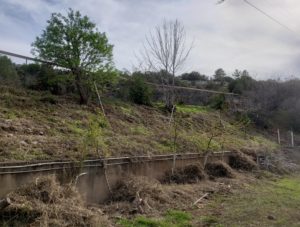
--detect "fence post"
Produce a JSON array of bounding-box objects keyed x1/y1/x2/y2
[
  {"x1": 291, "y1": 130, "x2": 294, "y2": 147},
  {"x1": 277, "y1": 129, "x2": 281, "y2": 145}
]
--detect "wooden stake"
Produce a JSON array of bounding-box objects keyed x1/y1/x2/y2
[
  {"x1": 94, "y1": 81, "x2": 106, "y2": 117},
  {"x1": 168, "y1": 105, "x2": 176, "y2": 126},
  {"x1": 192, "y1": 193, "x2": 209, "y2": 206},
  {"x1": 171, "y1": 154, "x2": 176, "y2": 174},
  {"x1": 103, "y1": 161, "x2": 112, "y2": 195},
  {"x1": 291, "y1": 130, "x2": 294, "y2": 147},
  {"x1": 277, "y1": 129, "x2": 281, "y2": 145}
]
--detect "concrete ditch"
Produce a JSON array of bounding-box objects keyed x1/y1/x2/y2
[{"x1": 0, "y1": 151, "x2": 232, "y2": 203}]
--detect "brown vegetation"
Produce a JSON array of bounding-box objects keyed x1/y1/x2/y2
[
  {"x1": 228, "y1": 151, "x2": 258, "y2": 171},
  {"x1": 0, "y1": 86, "x2": 277, "y2": 161},
  {"x1": 161, "y1": 163, "x2": 206, "y2": 184},
  {"x1": 0, "y1": 176, "x2": 111, "y2": 226},
  {"x1": 205, "y1": 161, "x2": 235, "y2": 178}
]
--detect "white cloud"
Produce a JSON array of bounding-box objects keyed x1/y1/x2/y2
[{"x1": 0, "y1": 0, "x2": 300, "y2": 78}]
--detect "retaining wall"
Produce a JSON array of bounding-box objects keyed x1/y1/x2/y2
[{"x1": 0, "y1": 152, "x2": 232, "y2": 203}]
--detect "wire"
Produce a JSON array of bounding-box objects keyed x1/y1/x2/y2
[
  {"x1": 263, "y1": 0, "x2": 295, "y2": 20},
  {"x1": 243, "y1": 0, "x2": 296, "y2": 34}
]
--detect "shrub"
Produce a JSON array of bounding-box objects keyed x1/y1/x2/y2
[
  {"x1": 0, "y1": 56, "x2": 20, "y2": 85},
  {"x1": 209, "y1": 94, "x2": 227, "y2": 110},
  {"x1": 129, "y1": 75, "x2": 152, "y2": 106}
]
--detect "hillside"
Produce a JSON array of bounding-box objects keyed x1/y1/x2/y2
[{"x1": 0, "y1": 85, "x2": 277, "y2": 162}]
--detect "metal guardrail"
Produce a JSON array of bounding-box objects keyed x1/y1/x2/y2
[
  {"x1": 0, "y1": 151, "x2": 233, "y2": 175},
  {"x1": 147, "y1": 82, "x2": 239, "y2": 96},
  {"x1": 0, "y1": 50, "x2": 57, "y2": 65}
]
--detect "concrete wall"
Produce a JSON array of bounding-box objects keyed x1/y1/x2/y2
[{"x1": 0, "y1": 152, "x2": 231, "y2": 203}]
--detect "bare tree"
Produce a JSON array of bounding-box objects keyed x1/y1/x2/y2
[{"x1": 138, "y1": 19, "x2": 192, "y2": 110}]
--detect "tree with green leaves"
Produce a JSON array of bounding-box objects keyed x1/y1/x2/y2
[
  {"x1": 0, "y1": 56, "x2": 20, "y2": 85},
  {"x1": 213, "y1": 68, "x2": 226, "y2": 84},
  {"x1": 32, "y1": 9, "x2": 114, "y2": 104},
  {"x1": 129, "y1": 74, "x2": 152, "y2": 106}
]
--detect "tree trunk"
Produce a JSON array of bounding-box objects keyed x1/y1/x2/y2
[{"x1": 73, "y1": 68, "x2": 90, "y2": 105}]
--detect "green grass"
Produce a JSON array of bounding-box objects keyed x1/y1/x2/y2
[
  {"x1": 204, "y1": 176, "x2": 300, "y2": 227},
  {"x1": 118, "y1": 210, "x2": 192, "y2": 227},
  {"x1": 176, "y1": 104, "x2": 209, "y2": 114}
]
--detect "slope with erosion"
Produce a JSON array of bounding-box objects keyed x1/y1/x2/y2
[{"x1": 0, "y1": 85, "x2": 277, "y2": 162}]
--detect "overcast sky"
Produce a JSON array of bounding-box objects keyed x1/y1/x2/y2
[{"x1": 1, "y1": 0, "x2": 300, "y2": 79}]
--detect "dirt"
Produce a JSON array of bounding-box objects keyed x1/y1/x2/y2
[{"x1": 0, "y1": 175, "x2": 111, "y2": 227}]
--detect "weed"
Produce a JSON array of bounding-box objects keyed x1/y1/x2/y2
[
  {"x1": 165, "y1": 210, "x2": 192, "y2": 224},
  {"x1": 118, "y1": 210, "x2": 192, "y2": 227},
  {"x1": 199, "y1": 215, "x2": 219, "y2": 226}
]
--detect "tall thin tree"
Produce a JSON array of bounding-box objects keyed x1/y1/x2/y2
[{"x1": 138, "y1": 19, "x2": 192, "y2": 110}]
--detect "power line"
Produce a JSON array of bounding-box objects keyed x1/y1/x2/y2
[
  {"x1": 243, "y1": 0, "x2": 296, "y2": 34},
  {"x1": 218, "y1": 0, "x2": 296, "y2": 34}
]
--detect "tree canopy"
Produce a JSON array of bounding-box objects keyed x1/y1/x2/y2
[{"x1": 32, "y1": 9, "x2": 114, "y2": 104}]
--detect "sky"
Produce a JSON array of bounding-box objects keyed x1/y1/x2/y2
[{"x1": 1, "y1": 0, "x2": 300, "y2": 79}]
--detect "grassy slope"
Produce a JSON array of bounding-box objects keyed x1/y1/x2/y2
[
  {"x1": 199, "y1": 175, "x2": 300, "y2": 227},
  {"x1": 117, "y1": 175, "x2": 300, "y2": 227},
  {"x1": 0, "y1": 86, "x2": 277, "y2": 161}
]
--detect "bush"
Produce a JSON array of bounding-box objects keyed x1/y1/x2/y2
[
  {"x1": 228, "y1": 75, "x2": 256, "y2": 94},
  {"x1": 39, "y1": 94, "x2": 58, "y2": 104},
  {"x1": 17, "y1": 63, "x2": 41, "y2": 87},
  {"x1": 0, "y1": 56, "x2": 20, "y2": 85},
  {"x1": 209, "y1": 94, "x2": 227, "y2": 110},
  {"x1": 17, "y1": 63, "x2": 76, "y2": 95},
  {"x1": 129, "y1": 75, "x2": 152, "y2": 105}
]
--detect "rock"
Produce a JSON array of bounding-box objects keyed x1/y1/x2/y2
[
  {"x1": 267, "y1": 215, "x2": 276, "y2": 220},
  {"x1": 24, "y1": 127, "x2": 32, "y2": 133},
  {"x1": 32, "y1": 141, "x2": 38, "y2": 145},
  {"x1": 20, "y1": 141, "x2": 28, "y2": 146}
]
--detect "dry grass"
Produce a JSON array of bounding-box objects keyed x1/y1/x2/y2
[
  {"x1": 205, "y1": 161, "x2": 236, "y2": 179},
  {"x1": 0, "y1": 175, "x2": 111, "y2": 227},
  {"x1": 0, "y1": 85, "x2": 278, "y2": 161},
  {"x1": 161, "y1": 163, "x2": 207, "y2": 184}
]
